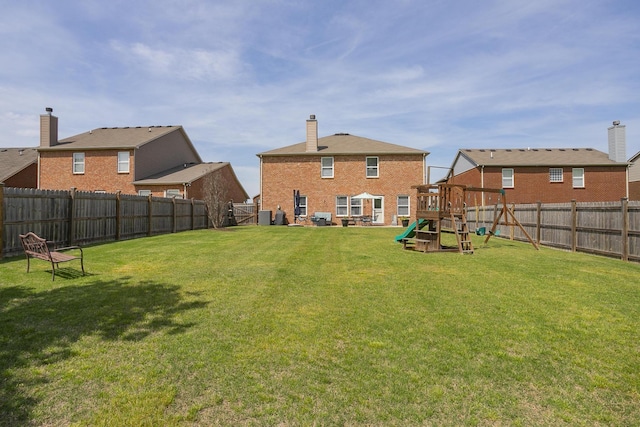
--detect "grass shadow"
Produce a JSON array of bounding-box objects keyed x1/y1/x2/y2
[{"x1": 0, "y1": 278, "x2": 208, "y2": 426}]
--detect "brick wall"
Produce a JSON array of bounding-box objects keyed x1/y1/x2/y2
[
  {"x1": 260, "y1": 154, "x2": 424, "y2": 225},
  {"x1": 4, "y1": 163, "x2": 37, "y2": 188},
  {"x1": 451, "y1": 166, "x2": 628, "y2": 204},
  {"x1": 39, "y1": 150, "x2": 135, "y2": 193},
  {"x1": 188, "y1": 166, "x2": 248, "y2": 203}
]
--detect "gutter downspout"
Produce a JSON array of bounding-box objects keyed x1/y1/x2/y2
[
  {"x1": 423, "y1": 153, "x2": 427, "y2": 184},
  {"x1": 258, "y1": 155, "x2": 263, "y2": 210},
  {"x1": 627, "y1": 165, "x2": 630, "y2": 199},
  {"x1": 37, "y1": 151, "x2": 41, "y2": 189}
]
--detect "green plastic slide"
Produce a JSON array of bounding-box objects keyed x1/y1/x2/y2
[{"x1": 394, "y1": 219, "x2": 425, "y2": 242}]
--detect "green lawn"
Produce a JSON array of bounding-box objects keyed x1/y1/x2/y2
[{"x1": 1, "y1": 227, "x2": 639, "y2": 426}]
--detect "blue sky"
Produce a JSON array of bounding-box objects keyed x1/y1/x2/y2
[{"x1": 2, "y1": 0, "x2": 639, "y2": 198}]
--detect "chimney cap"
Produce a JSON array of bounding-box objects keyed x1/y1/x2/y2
[
  {"x1": 309, "y1": 114, "x2": 316, "y2": 120},
  {"x1": 613, "y1": 120, "x2": 621, "y2": 126}
]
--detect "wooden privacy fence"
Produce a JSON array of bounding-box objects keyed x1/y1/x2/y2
[
  {"x1": 1, "y1": 185, "x2": 210, "y2": 258},
  {"x1": 465, "y1": 199, "x2": 640, "y2": 262},
  {"x1": 233, "y1": 203, "x2": 256, "y2": 225}
]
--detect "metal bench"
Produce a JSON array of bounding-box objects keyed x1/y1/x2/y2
[{"x1": 19, "y1": 232, "x2": 85, "y2": 281}]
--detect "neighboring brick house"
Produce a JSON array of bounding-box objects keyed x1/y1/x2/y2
[
  {"x1": 446, "y1": 122, "x2": 630, "y2": 204},
  {"x1": 134, "y1": 162, "x2": 248, "y2": 203},
  {"x1": 257, "y1": 115, "x2": 428, "y2": 225},
  {"x1": 0, "y1": 148, "x2": 38, "y2": 188},
  {"x1": 629, "y1": 150, "x2": 640, "y2": 201},
  {"x1": 37, "y1": 109, "x2": 248, "y2": 201}
]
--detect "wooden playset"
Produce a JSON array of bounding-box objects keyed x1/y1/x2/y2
[{"x1": 397, "y1": 183, "x2": 538, "y2": 254}]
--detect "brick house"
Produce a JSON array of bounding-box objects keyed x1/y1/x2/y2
[
  {"x1": 446, "y1": 122, "x2": 629, "y2": 204},
  {"x1": 0, "y1": 148, "x2": 38, "y2": 188},
  {"x1": 37, "y1": 109, "x2": 248, "y2": 202},
  {"x1": 257, "y1": 115, "x2": 428, "y2": 225},
  {"x1": 629, "y1": 150, "x2": 640, "y2": 201}
]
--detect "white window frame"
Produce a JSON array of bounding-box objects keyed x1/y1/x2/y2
[
  {"x1": 321, "y1": 157, "x2": 334, "y2": 178},
  {"x1": 350, "y1": 197, "x2": 362, "y2": 216},
  {"x1": 138, "y1": 190, "x2": 151, "y2": 196},
  {"x1": 572, "y1": 168, "x2": 585, "y2": 188},
  {"x1": 165, "y1": 189, "x2": 182, "y2": 198},
  {"x1": 549, "y1": 168, "x2": 563, "y2": 183},
  {"x1": 336, "y1": 196, "x2": 348, "y2": 217},
  {"x1": 73, "y1": 152, "x2": 85, "y2": 174},
  {"x1": 397, "y1": 195, "x2": 410, "y2": 217},
  {"x1": 502, "y1": 168, "x2": 514, "y2": 188},
  {"x1": 118, "y1": 151, "x2": 130, "y2": 173},
  {"x1": 299, "y1": 196, "x2": 308, "y2": 217},
  {"x1": 366, "y1": 156, "x2": 379, "y2": 178}
]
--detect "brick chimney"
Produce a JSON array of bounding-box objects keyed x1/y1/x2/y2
[
  {"x1": 306, "y1": 114, "x2": 318, "y2": 152},
  {"x1": 40, "y1": 107, "x2": 58, "y2": 147},
  {"x1": 607, "y1": 120, "x2": 626, "y2": 162}
]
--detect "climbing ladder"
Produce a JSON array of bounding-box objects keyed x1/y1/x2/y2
[{"x1": 451, "y1": 212, "x2": 474, "y2": 254}]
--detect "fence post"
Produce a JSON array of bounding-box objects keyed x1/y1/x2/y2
[
  {"x1": 148, "y1": 195, "x2": 153, "y2": 237},
  {"x1": 571, "y1": 199, "x2": 577, "y2": 252},
  {"x1": 621, "y1": 198, "x2": 629, "y2": 262},
  {"x1": 115, "y1": 191, "x2": 121, "y2": 241},
  {"x1": 0, "y1": 183, "x2": 4, "y2": 260},
  {"x1": 172, "y1": 197, "x2": 177, "y2": 233},
  {"x1": 536, "y1": 201, "x2": 542, "y2": 245},
  {"x1": 69, "y1": 188, "x2": 76, "y2": 245},
  {"x1": 191, "y1": 198, "x2": 195, "y2": 230}
]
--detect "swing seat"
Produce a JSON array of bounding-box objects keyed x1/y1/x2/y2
[{"x1": 475, "y1": 227, "x2": 486, "y2": 236}]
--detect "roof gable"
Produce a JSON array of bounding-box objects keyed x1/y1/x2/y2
[
  {"x1": 0, "y1": 148, "x2": 38, "y2": 181},
  {"x1": 258, "y1": 133, "x2": 428, "y2": 156},
  {"x1": 134, "y1": 162, "x2": 228, "y2": 185}
]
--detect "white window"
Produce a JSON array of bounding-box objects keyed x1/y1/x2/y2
[
  {"x1": 336, "y1": 196, "x2": 348, "y2": 216},
  {"x1": 366, "y1": 156, "x2": 379, "y2": 178},
  {"x1": 118, "y1": 151, "x2": 130, "y2": 173},
  {"x1": 138, "y1": 190, "x2": 151, "y2": 196},
  {"x1": 299, "y1": 196, "x2": 308, "y2": 216},
  {"x1": 572, "y1": 168, "x2": 585, "y2": 188},
  {"x1": 321, "y1": 157, "x2": 334, "y2": 178},
  {"x1": 165, "y1": 189, "x2": 182, "y2": 198},
  {"x1": 73, "y1": 152, "x2": 85, "y2": 174},
  {"x1": 350, "y1": 197, "x2": 362, "y2": 216},
  {"x1": 549, "y1": 168, "x2": 563, "y2": 183},
  {"x1": 502, "y1": 168, "x2": 514, "y2": 188},
  {"x1": 397, "y1": 195, "x2": 410, "y2": 217}
]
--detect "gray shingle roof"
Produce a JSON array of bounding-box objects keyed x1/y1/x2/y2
[
  {"x1": 133, "y1": 162, "x2": 229, "y2": 185},
  {"x1": 0, "y1": 148, "x2": 38, "y2": 181},
  {"x1": 257, "y1": 133, "x2": 428, "y2": 156},
  {"x1": 38, "y1": 126, "x2": 183, "y2": 150},
  {"x1": 459, "y1": 148, "x2": 627, "y2": 166}
]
